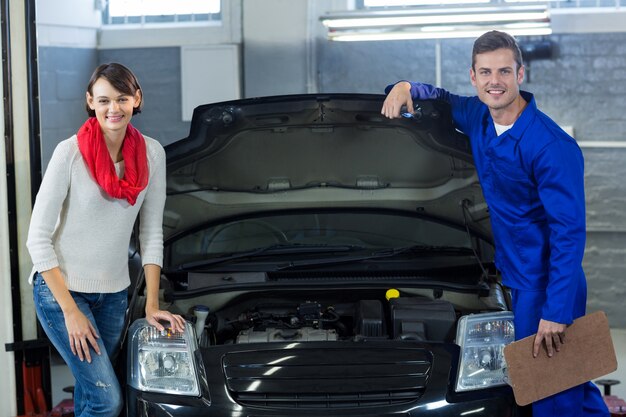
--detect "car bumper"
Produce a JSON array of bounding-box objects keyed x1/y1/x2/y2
[{"x1": 127, "y1": 385, "x2": 518, "y2": 417}]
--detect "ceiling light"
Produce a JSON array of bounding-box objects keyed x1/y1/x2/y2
[
  {"x1": 328, "y1": 26, "x2": 551, "y2": 41},
  {"x1": 321, "y1": 5, "x2": 551, "y2": 41}
]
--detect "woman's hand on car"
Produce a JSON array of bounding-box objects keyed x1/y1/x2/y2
[{"x1": 145, "y1": 306, "x2": 186, "y2": 334}]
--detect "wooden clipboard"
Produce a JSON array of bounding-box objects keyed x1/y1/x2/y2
[{"x1": 504, "y1": 310, "x2": 617, "y2": 406}]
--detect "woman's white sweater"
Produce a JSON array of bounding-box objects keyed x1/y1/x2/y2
[{"x1": 26, "y1": 134, "x2": 166, "y2": 293}]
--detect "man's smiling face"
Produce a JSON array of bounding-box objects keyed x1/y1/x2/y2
[{"x1": 470, "y1": 48, "x2": 524, "y2": 114}]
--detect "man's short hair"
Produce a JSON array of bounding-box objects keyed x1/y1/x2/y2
[{"x1": 472, "y1": 30, "x2": 524, "y2": 70}]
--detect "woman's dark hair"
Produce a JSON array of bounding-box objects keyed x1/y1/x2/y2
[
  {"x1": 472, "y1": 30, "x2": 524, "y2": 71},
  {"x1": 85, "y1": 62, "x2": 143, "y2": 117}
]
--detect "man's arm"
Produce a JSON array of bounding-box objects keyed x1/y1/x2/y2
[
  {"x1": 381, "y1": 81, "x2": 479, "y2": 138},
  {"x1": 381, "y1": 81, "x2": 451, "y2": 118},
  {"x1": 381, "y1": 81, "x2": 413, "y2": 119},
  {"x1": 532, "y1": 138, "x2": 586, "y2": 356}
]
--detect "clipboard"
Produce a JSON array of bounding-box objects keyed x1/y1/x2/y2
[{"x1": 504, "y1": 310, "x2": 617, "y2": 406}]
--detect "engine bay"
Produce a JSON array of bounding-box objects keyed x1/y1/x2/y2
[
  {"x1": 150, "y1": 270, "x2": 510, "y2": 349},
  {"x1": 184, "y1": 291, "x2": 466, "y2": 348}
]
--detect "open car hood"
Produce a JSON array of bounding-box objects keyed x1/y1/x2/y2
[{"x1": 163, "y1": 94, "x2": 491, "y2": 241}]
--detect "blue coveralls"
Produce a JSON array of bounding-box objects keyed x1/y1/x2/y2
[{"x1": 386, "y1": 82, "x2": 609, "y2": 416}]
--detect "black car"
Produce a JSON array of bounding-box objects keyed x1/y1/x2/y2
[{"x1": 123, "y1": 94, "x2": 521, "y2": 416}]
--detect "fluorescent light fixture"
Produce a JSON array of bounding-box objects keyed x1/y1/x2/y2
[
  {"x1": 321, "y1": 5, "x2": 551, "y2": 41},
  {"x1": 329, "y1": 26, "x2": 551, "y2": 41},
  {"x1": 323, "y1": 12, "x2": 548, "y2": 27}
]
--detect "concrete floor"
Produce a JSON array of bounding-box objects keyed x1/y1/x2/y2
[
  {"x1": 48, "y1": 328, "x2": 626, "y2": 408},
  {"x1": 601, "y1": 328, "x2": 626, "y2": 398}
]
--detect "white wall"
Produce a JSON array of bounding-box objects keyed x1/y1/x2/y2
[
  {"x1": 551, "y1": 8, "x2": 626, "y2": 34},
  {"x1": 243, "y1": 0, "x2": 317, "y2": 96},
  {"x1": 241, "y1": 0, "x2": 350, "y2": 97},
  {"x1": 36, "y1": 0, "x2": 244, "y2": 49},
  {"x1": 36, "y1": 0, "x2": 100, "y2": 26},
  {"x1": 36, "y1": 0, "x2": 100, "y2": 47},
  {"x1": 98, "y1": 1, "x2": 242, "y2": 49}
]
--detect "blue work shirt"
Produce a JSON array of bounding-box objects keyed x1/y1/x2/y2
[{"x1": 386, "y1": 82, "x2": 586, "y2": 325}]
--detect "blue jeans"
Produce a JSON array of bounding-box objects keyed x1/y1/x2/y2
[{"x1": 33, "y1": 273, "x2": 127, "y2": 417}]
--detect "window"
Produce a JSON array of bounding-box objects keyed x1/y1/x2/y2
[
  {"x1": 360, "y1": 0, "x2": 626, "y2": 7},
  {"x1": 360, "y1": 0, "x2": 490, "y2": 6},
  {"x1": 104, "y1": 0, "x2": 221, "y2": 25}
]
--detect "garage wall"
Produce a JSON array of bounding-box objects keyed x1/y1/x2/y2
[
  {"x1": 38, "y1": 48, "x2": 98, "y2": 171},
  {"x1": 35, "y1": 1, "x2": 626, "y2": 326},
  {"x1": 584, "y1": 147, "x2": 626, "y2": 322},
  {"x1": 36, "y1": 1, "x2": 244, "y2": 160},
  {"x1": 319, "y1": 33, "x2": 626, "y2": 142},
  {"x1": 242, "y1": 0, "x2": 311, "y2": 96},
  {"x1": 319, "y1": 33, "x2": 626, "y2": 327},
  {"x1": 35, "y1": 0, "x2": 99, "y2": 174},
  {"x1": 98, "y1": 47, "x2": 191, "y2": 145},
  {"x1": 37, "y1": 45, "x2": 202, "y2": 163}
]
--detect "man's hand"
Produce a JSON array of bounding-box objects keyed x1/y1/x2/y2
[
  {"x1": 533, "y1": 319, "x2": 567, "y2": 358},
  {"x1": 381, "y1": 81, "x2": 413, "y2": 119}
]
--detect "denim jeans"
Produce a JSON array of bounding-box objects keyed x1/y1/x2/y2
[{"x1": 33, "y1": 273, "x2": 127, "y2": 417}]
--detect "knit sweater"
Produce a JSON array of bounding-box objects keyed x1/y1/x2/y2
[{"x1": 26, "y1": 134, "x2": 166, "y2": 293}]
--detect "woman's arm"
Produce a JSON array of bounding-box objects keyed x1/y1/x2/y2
[
  {"x1": 27, "y1": 139, "x2": 101, "y2": 362},
  {"x1": 139, "y1": 139, "x2": 185, "y2": 333},
  {"x1": 39, "y1": 267, "x2": 102, "y2": 363},
  {"x1": 143, "y1": 263, "x2": 185, "y2": 333}
]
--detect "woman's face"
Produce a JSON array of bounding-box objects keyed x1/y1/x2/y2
[{"x1": 86, "y1": 77, "x2": 141, "y2": 138}]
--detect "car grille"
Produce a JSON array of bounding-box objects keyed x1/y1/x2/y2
[{"x1": 223, "y1": 346, "x2": 431, "y2": 409}]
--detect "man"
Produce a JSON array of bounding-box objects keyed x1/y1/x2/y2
[{"x1": 381, "y1": 30, "x2": 608, "y2": 416}]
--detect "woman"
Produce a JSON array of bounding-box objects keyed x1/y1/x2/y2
[{"x1": 26, "y1": 63, "x2": 185, "y2": 417}]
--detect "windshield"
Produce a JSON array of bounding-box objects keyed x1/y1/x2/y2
[{"x1": 167, "y1": 211, "x2": 487, "y2": 267}]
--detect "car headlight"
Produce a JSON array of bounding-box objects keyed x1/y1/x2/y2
[
  {"x1": 455, "y1": 311, "x2": 514, "y2": 392},
  {"x1": 128, "y1": 319, "x2": 200, "y2": 396}
]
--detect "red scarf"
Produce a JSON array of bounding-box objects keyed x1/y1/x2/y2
[{"x1": 77, "y1": 117, "x2": 149, "y2": 205}]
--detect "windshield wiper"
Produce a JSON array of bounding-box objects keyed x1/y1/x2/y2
[
  {"x1": 275, "y1": 244, "x2": 474, "y2": 270},
  {"x1": 176, "y1": 243, "x2": 366, "y2": 271},
  {"x1": 168, "y1": 181, "x2": 391, "y2": 196}
]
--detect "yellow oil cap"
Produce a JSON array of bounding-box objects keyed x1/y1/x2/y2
[{"x1": 385, "y1": 288, "x2": 400, "y2": 301}]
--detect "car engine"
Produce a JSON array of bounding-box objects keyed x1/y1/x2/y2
[{"x1": 197, "y1": 295, "x2": 458, "y2": 347}]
